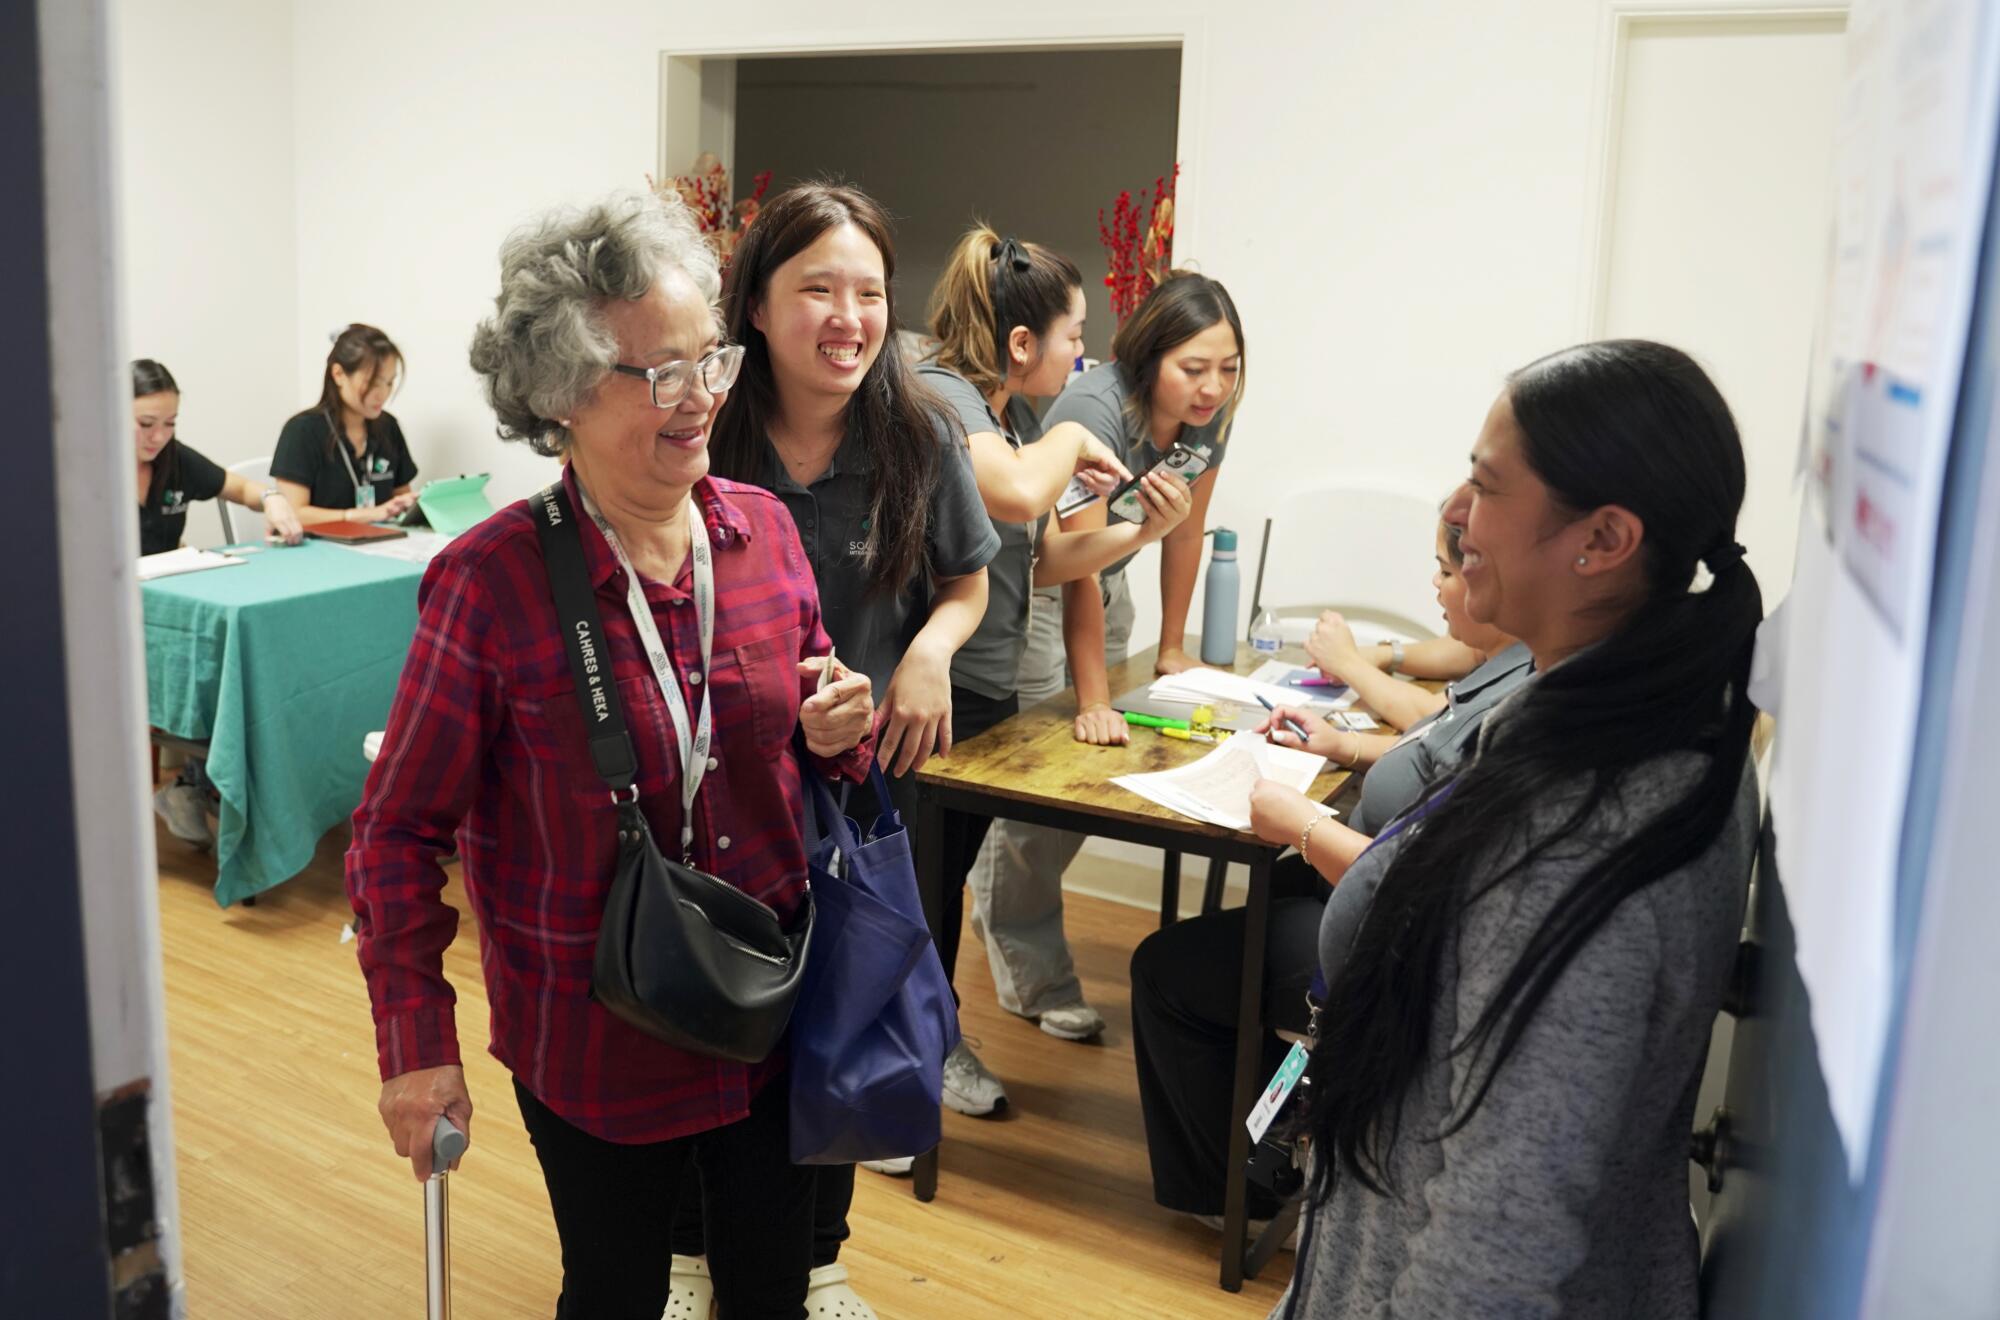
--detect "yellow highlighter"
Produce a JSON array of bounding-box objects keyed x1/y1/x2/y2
[{"x1": 1157, "y1": 726, "x2": 1216, "y2": 744}]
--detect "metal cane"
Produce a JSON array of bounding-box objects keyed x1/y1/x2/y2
[{"x1": 426, "y1": 1116, "x2": 469, "y2": 1320}]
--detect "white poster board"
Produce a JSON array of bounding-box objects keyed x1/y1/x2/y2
[{"x1": 1772, "y1": 0, "x2": 2000, "y2": 1178}]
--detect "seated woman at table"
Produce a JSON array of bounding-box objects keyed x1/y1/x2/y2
[
  {"x1": 135, "y1": 358, "x2": 303, "y2": 847},
  {"x1": 1277, "y1": 340, "x2": 1761, "y2": 1318},
  {"x1": 348, "y1": 189, "x2": 876, "y2": 1320},
  {"x1": 270, "y1": 324, "x2": 419, "y2": 526},
  {"x1": 1127, "y1": 512, "x2": 1528, "y2": 1232},
  {"x1": 133, "y1": 358, "x2": 303, "y2": 556}
]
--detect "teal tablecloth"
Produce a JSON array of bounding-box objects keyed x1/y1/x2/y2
[{"x1": 143, "y1": 541, "x2": 424, "y2": 905}]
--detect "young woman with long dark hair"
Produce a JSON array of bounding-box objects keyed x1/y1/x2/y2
[
  {"x1": 970, "y1": 270, "x2": 1246, "y2": 1041},
  {"x1": 271, "y1": 323, "x2": 419, "y2": 526},
  {"x1": 1276, "y1": 339, "x2": 1763, "y2": 1318},
  {"x1": 1129, "y1": 514, "x2": 1526, "y2": 1233},
  {"x1": 672, "y1": 181, "x2": 998, "y2": 1320}
]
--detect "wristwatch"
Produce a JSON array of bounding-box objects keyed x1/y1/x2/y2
[{"x1": 1388, "y1": 639, "x2": 1405, "y2": 674}]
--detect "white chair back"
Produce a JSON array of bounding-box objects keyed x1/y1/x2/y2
[
  {"x1": 1250, "y1": 482, "x2": 1447, "y2": 643},
  {"x1": 215, "y1": 456, "x2": 273, "y2": 545}
]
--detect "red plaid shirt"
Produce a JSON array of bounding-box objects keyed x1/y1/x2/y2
[{"x1": 347, "y1": 466, "x2": 870, "y2": 1144}]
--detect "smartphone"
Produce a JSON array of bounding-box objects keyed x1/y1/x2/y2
[
  {"x1": 1107, "y1": 442, "x2": 1212, "y2": 523},
  {"x1": 1055, "y1": 474, "x2": 1100, "y2": 518}
]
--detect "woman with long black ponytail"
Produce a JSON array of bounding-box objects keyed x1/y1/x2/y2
[{"x1": 1277, "y1": 340, "x2": 1763, "y2": 1319}]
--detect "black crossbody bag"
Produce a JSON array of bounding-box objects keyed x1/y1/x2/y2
[{"x1": 531, "y1": 482, "x2": 811, "y2": 1063}]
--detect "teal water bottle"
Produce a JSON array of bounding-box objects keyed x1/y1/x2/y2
[{"x1": 1200, "y1": 527, "x2": 1239, "y2": 666}]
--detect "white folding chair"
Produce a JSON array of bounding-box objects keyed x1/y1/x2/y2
[
  {"x1": 215, "y1": 455, "x2": 273, "y2": 544},
  {"x1": 1248, "y1": 482, "x2": 1447, "y2": 646}
]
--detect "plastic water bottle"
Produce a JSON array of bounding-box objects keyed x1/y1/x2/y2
[
  {"x1": 1250, "y1": 608, "x2": 1283, "y2": 657},
  {"x1": 1200, "y1": 527, "x2": 1240, "y2": 667}
]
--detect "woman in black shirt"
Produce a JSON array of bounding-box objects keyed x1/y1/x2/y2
[
  {"x1": 133, "y1": 359, "x2": 301, "y2": 555},
  {"x1": 270, "y1": 324, "x2": 419, "y2": 525}
]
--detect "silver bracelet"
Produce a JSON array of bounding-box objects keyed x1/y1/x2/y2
[
  {"x1": 1388, "y1": 639, "x2": 1405, "y2": 674},
  {"x1": 259, "y1": 487, "x2": 287, "y2": 505},
  {"x1": 1300, "y1": 814, "x2": 1325, "y2": 858}
]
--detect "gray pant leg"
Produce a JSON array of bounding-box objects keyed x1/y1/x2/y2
[{"x1": 970, "y1": 573, "x2": 1134, "y2": 1017}]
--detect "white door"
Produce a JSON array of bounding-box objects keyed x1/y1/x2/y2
[{"x1": 1598, "y1": 13, "x2": 1847, "y2": 599}]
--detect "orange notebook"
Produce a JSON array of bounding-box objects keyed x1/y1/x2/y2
[{"x1": 306, "y1": 520, "x2": 406, "y2": 543}]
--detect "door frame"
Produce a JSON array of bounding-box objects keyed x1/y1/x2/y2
[
  {"x1": 1576, "y1": 1, "x2": 1849, "y2": 338},
  {"x1": 657, "y1": 14, "x2": 1211, "y2": 268}
]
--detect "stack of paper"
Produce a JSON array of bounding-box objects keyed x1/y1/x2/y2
[
  {"x1": 1149, "y1": 666, "x2": 1357, "y2": 713},
  {"x1": 1111, "y1": 730, "x2": 1335, "y2": 831},
  {"x1": 137, "y1": 546, "x2": 246, "y2": 581}
]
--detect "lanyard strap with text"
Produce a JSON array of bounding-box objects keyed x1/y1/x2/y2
[
  {"x1": 577, "y1": 481, "x2": 715, "y2": 862},
  {"x1": 329, "y1": 413, "x2": 370, "y2": 488}
]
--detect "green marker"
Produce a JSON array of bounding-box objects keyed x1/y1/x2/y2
[{"x1": 1123, "y1": 711, "x2": 1190, "y2": 731}]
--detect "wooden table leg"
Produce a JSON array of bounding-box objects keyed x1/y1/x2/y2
[
  {"x1": 913, "y1": 779, "x2": 945, "y2": 1203},
  {"x1": 1219, "y1": 852, "x2": 1273, "y2": 1292},
  {"x1": 1201, "y1": 855, "x2": 1230, "y2": 914},
  {"x1": 1159, "y1": 850, "x2": 1182, "y2": 928}
]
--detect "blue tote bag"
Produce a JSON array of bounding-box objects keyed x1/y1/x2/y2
[{"x1": 788, "y1": 760, "x2": 960, "y2": 1164}]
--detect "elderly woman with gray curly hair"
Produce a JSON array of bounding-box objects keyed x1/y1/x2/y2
[{"x1": 345, "y1": 189, "x2": 876, "y2": 1319}]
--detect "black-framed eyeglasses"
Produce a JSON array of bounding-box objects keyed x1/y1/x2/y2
[{"x1": 610, "y1": 343, "x2": 745, "y2": 409}]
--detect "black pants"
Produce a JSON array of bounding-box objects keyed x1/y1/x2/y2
[
  {"x1": 1129, "y1": 857, "x2": 1325, "y2": 1221},
  {"x1": 670, "y1": 686, "x2": 1020, "y2": 1269},
  {"x1": 516, "y1": 1076, "x2": 813, "y2": 1320},
  {"x1": 882, "y1": 684, "x2": 1019, "y2": 996}
]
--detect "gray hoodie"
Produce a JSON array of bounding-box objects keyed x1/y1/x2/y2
[{"x1": 1273, "y1": 752, "x2": 1756, "y2": 1320}]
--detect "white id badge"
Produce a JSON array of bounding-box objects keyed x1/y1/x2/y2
[
  {"x1": 1246, "y1": 1040, "x2": 1310, "y2": 1143},
  {"x1": 354, "y1": 483, "x2": 377, "y2": 510}
]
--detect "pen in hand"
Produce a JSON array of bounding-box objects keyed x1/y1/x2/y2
[{"x1": 1255, "y1": 694, "x2": 1314, "y2": 744}]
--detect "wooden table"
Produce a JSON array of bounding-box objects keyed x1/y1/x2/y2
[{"x1": 910, "y1": 642, "x2": 1356, "y2": 1292}]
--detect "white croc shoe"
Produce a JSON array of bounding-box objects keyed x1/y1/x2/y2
[
  {"x1": 805, "y1": 1262, "x2": 879, "y2": 1319},
  {"x1": 664, "y1": 1253, "x2": 713, "y2": 1320}
]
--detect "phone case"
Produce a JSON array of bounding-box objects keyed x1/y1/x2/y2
[{"x1": 1108, "y1": 443, "x2": 1211, "y2": 523}]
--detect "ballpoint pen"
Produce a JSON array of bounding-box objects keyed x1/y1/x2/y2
[{"x1": 1255, "y1": 693, "x2": 1314, "y2": 743}]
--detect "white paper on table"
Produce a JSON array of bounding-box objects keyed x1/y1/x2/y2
[
  {"x1": 345, "y1": 529, "x2": 453, "y2": 565},
  {"x1": 1150, "y1": 666, "x2": 1356, "y2": 714},
  {"x1": 137, "y1": 546, "x2": 246, "y2": 581},
  {"x1": 1111, "y1": 731, "x2": 1328, "y2": 831}
]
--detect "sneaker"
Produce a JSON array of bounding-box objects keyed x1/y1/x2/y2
[
  {"x1": 1037, "y1": 1000, "x2": 1106, "y2": 1041},
  {"x1": 664, "y1": 1253, "x2": 712, "y2": 1320},
  {"x1": 153, "y1": 782, "x2": 214, "y2": 847},
  {"x1": 858, "y1": 1155, "x2": 914, "y2": 1176},
  {"x1": 805, "y1": 1262, "x2": 878, "y2": 1319},
  {"x1": 941, "y1": 1038, "x2": 1008, "y2": 1117}
]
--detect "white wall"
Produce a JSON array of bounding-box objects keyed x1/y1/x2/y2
[
  {"x1": 270, "y1": 0, "x2": 1630, "y2": 622},
  {"x1": 123, "y1": 0, "x2": 1831, "y2": 620},
  {"x1": 1600, "y1": 15, "x2": 1844, "y2": 601},
  {"x1": 112, "y1": 0, "x2": 298, "y2": 545}
]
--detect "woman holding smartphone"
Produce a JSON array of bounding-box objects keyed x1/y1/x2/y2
[
  {"x1": 899, "y1": 225, "x2": 1194, "y2": 1119},
  {"x1": 969, "y1": 271, "x2": 1246, "y2": 1041}
]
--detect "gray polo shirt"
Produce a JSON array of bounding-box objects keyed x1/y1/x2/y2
[
  {"x1": 745, "y1": 415, "x2": 999, "y2": 698},
  {"x1": 1346, "y1": 641, "x2": 1536, "y2": 836},
  {"x1": 1040, "y1": 361, "x2": 1230, "y2": 580},
  {"x1": 916, "y1": 365, "x2": 1048, "y2": 700}
]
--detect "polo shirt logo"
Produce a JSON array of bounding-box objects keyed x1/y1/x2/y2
[
  {"x1": 369, "y1": 456, "x2": 392, "y2": 476},
  {"x1": 161, "y1": 490, "x2": 187, "y2": 515}
]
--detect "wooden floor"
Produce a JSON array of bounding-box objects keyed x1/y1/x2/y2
[{"x1": 156, "y1": 821, "x2": 1290, "y2": 1318}]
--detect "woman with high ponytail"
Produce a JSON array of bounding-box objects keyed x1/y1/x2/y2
[
  {"x1": 1272, "y1": 339, "x2": 1763, "y2": 1319},
  {"x1": 900, "y1": 225, "x2": 1196, "y2": 1109}
]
